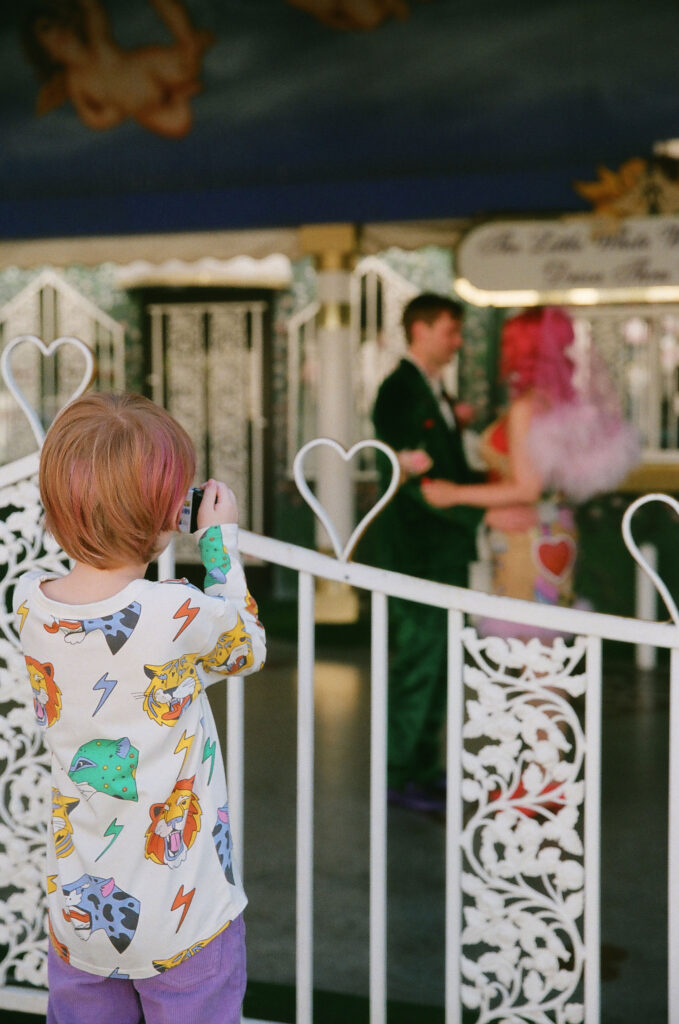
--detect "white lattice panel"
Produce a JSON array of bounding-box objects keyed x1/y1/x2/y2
[
  {"x1": 149, "y1": 301, "x2": 266, "y2": 562},
  {"x1": 569, "y1": 304, "x2": 679, "y2": 456}
]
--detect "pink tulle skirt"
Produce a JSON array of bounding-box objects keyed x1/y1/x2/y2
[{"x1": 526, "y1": 401, "x2": 640, "y2": 503}]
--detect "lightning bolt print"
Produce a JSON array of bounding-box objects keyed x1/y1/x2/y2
[
  {"x1": 16, "y1": 601, "x2": 29, "y2": 633},
  {"x1": 172, "y1": 598, "x2": 200, "y2": 640},
  {"x1": 93, "y1": 673, "x2": 118, "y2": 716},
  {"x1": 174, "y1": 730, "x2": 195, "y2": 774},
  {"x1": 96, "y1": 818, "x2": 124, "y2": 861},
  {"x1": 46, "y1": 874, "x2": 58, "y2": 895},
  {"x1": 171, "y1": 885, "x2": 195, "y2": 932},
  {"x1": 202, "y1": 737, "x2": 216, "y2": 784}
]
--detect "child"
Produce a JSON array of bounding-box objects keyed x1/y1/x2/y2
[{"x1": 12, "y1": 392, "x2": 266, "y2": 1024}]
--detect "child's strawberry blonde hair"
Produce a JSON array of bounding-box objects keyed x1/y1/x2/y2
[{"x1": 39, "y1": 392, "x2": 196, "y2": 569}]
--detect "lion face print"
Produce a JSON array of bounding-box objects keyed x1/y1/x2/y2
[
  {"x1": 245, "y1": 590, "x2": 262, "y2": 625},
  {"x1": 212, "y1": 804, "x2": 235, "y2": 885},
  {"x1": 201, "y1": 615, "x2": 254, "y2": 675},
  {"x1": 152, "y1": 921, "x2": 230, "y2": 973},
  {"x1": 145, "y1": 777, "x2": 202, "y2": 869},
  {"x1": 52, "y1": 789, "x2": 80, "y2": 859},
  {"x1": 43, "y1": 601, "x2": 141, "y2": 654},
  {"x1": 142, "y1": 654, "x2": 202, "y2": 727},
  {"x1": 48, "y1": 915, "x2": 70, "y2": 964},
  {"x1": 25, "y1": 656, "x2": 62, "y2": 728},
  {"x1": 62, "y1": 874, "x2": 140, "y2": 953}
]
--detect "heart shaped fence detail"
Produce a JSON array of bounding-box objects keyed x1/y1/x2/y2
[
  {"x1": 1, "y1": 334, "x2": 95, "y2": 447},
  {"x1": 622, "y1": 492, "x2": 679, "y2": 627},
  {"x1": 293, "y1": 438, "x2": 401, "y2": 562}
]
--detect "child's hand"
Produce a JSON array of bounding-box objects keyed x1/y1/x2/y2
[{"x1": 197, "y1": 479, "x2": 239, "y2": 528}]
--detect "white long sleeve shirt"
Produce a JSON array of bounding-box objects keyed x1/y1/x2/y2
[{"x1": 13, "y1": 524, "x2": 265, "y2": 979}]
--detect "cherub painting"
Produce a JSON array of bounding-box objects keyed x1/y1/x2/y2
[{"x1": 21, "y1": 0, "x2": 213, "y2": 138}]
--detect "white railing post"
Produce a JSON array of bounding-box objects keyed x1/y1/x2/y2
[
  {"x1": 369, "y1": 590, "x2": 389, "y2": 1024},
  {"x1": 668, "y1": 647, "x2": 679, "y2": 1024},
  {"x1": 157, "y1": 539, "x2": 175, "y2": 581},
  {"x1": 636, "y1": 542, "x2": 658, "y2": 670},
  {"x1": 445, "y1": 609, "x2": 465, "y2": 1024},
  {"x1": 227, "y1": 677, "x2": 245, "y2": 877},
  {"x1": 584, "y1": 635, "x2": 602, "y2": 1024},
  {"x1": 297, "y1": 571, "x2": 316, "y2": 1024}
]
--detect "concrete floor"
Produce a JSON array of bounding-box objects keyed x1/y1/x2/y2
[
  {"x1": 599, "y1": 659, "x2": 668, "y2": 1024},
  {"x1": 240, "y1": 637, "x2": 670, "y2": 1022},
  {"x1": 242, "y1": 638, "x2": 449, "y2": 1008},
  {"x1": 0, "y1": 636, "x2": 669, "y2": 1023}
]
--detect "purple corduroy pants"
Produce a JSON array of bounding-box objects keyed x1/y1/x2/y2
[{"x1": 46, "y1": 913, "x2": 246, "y2": 1024}]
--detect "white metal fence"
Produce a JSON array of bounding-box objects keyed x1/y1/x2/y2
[
  {"x1": 231, "y1": 508, "x2": 678, "y2": 1024},
  {"x1": 0, "y1": 338, "x2": 678, "y2": 1023}
]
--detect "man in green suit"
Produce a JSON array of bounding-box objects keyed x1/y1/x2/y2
[{"x1": 371, "y1": 293, "x2": 484, "y2": 813}]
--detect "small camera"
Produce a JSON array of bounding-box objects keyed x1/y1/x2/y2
[{"x1": 178, "y1": 487, "x2": 204, "y2": 533}]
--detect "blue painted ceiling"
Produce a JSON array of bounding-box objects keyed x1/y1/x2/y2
[{"x1": 2, "y1": 0, "x2": 678, "y2": 238}]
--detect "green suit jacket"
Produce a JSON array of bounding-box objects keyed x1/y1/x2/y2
[{"x1": 371, "y1": 358, "x2": 484, "y2": 585}]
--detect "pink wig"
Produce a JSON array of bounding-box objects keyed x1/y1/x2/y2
[
  {"x1": 501, "y1": 307, "x2": 576, "y2": 403},
  {"x1": 498, "y1": 307, "x2": 642, "y2": 501}
]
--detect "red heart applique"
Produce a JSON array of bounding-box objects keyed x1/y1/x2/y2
[{"x1": 533, "y1": 535, "x2": 576, "y2": 583}]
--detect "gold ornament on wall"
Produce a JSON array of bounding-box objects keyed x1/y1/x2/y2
[{"x1": 574, "y1": 155, "x2": 679, "y2": 216}]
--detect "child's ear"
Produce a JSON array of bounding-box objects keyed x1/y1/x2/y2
[{"x1": 174, "y1": 496, "x2": 187, "y2": 530}]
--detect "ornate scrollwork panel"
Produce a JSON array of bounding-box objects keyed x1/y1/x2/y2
[
  {"x1": 460, "y1": 628, "x2": 588, "y2": 1024},
  {"x1": 208, "y1": 305, "x2": 251, "y2": 522},
  {"x1": 154, "y1": 301, "x2": 264, "y2": 562},
  {"x1": 0, "y1": 466, "x2": 71, "y2": 991}
]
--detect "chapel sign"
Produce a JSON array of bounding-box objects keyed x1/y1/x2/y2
[{"x1": 455, "y1": 215, "x2": 679, "y2": 305}]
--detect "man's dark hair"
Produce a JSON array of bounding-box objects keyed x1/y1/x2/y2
[{"x1": 402, "y1": 293, "x2": 464, "y2": 343}]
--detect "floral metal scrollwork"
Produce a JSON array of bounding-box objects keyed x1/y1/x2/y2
[{"x1": 460, "y1": 628, "x2": 588, "y2": 1024}]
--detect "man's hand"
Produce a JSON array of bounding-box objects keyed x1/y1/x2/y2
[{"x1": 398, "y1": 448, "x2": 433, "y2": 478}]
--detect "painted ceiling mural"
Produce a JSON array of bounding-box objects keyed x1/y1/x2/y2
[{"x1": 3, "y1": 0, "x2": 679, "y2": 238}]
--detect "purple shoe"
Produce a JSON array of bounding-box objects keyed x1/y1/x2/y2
[{"x1": 387, "y1": 781, "x2": 446, "y2": 814}]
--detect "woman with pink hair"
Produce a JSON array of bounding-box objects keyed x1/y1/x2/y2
[{"x1": 419, "y1": 306, "x2": 640, "y2": 637}]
